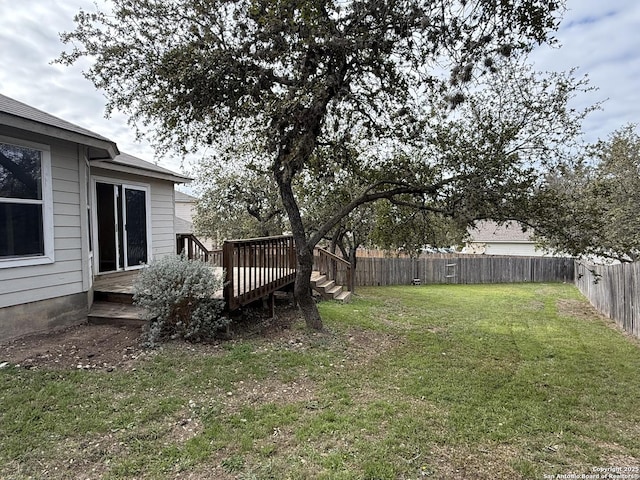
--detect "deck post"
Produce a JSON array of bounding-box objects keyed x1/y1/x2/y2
[
  {"x1": 222, "y1": 241, "x2": 235, "y2": 309},
  {"x1": 267, "y1": 293, "x2": 275, "y2": 318}
]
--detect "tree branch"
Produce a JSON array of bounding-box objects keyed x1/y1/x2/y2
[{"x1": 308, "y1": 177, "x2": 459, "y2": 247}]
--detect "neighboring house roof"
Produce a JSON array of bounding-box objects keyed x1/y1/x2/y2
[
  {"x1": 0, "y1": 93, "x2": 118, "y2": 159},
  {"x1": 468, "y1": 221, "x2": 533, "y2": 243},
  {"x1": 175, "y1": 190, "x2": 198, "y2": 203},
  {"x1": 92, "y1": 152, "x2": 192, "y2": 184}
]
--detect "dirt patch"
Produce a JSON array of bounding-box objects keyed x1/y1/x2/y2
[
  {"x1": 168, "y1": 409, "x2": 205, "y2": 443},
  {"x1": 557, "y1": 298, "x2": 604, "y2": 321},
  {"x1": 557, "y1": 299, "x2": 640, "y2": 345},
  {"x1": 344, "y1": 329, "x2": 402, "y2": 367},
  {"x1": 222, "y1": 377, "x2": 317, "y2": 413},
  {"x1": 427, "y1": 443, "x2": 523, "y2": 479},
  {"x1": 599, "y1": 444, "x2": 639, "y2": 468},
  {"x1": 0, "y1": 304, "x2": 305, "y2": 372},
  {"x1": 0, "y1": 323, "x2": 149, "y2": 371}
]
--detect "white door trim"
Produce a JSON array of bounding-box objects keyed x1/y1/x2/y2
[{"x1": 91, "y1": 176, "x2": 152, "y2": 274}]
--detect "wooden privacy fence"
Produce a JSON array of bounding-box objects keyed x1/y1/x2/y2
[
  {"x1": 353, "y1": 255, "x2": 574, "y2": 286},
  {"x1": 575, "y1": 262, "x2": 640, "y2": 338}
]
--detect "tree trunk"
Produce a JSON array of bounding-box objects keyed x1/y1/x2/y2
[
  {"x1": 295, "y1": 245, "x2": 323, "y2": 330},
  {"x1": 348, "y1": 246, "x2": 358, "y2": 293},
  {"x1": 275, "y1": 167, "x2": 323, "y2": 330}
]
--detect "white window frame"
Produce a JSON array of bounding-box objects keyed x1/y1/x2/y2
[{"x1": 0, "y1": 135, "x2": 55, "y2": 269}]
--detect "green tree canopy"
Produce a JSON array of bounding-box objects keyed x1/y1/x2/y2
[
  {"x1": 372, "y1": 201, "x2": 467, "y2": 257},
  {"x1": 193, "y1": 159, "x2": 285, "y2": 242},
  {"x1": 532, "y1": 125, "x2": 640, "y2": 263},
  {"x1": 59, "y1": 0, "x2": 583, "y2": 329}
]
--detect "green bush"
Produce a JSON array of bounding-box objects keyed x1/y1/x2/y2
[{"x1": 133, "y1": 255, "x2": 229, "y2": 345}]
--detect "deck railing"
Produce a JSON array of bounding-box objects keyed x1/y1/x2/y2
[
  {"x1": 223, "y1": 235, "x2": 296, "y2": 310},
  {"x1": 176, "y1": 234, "x2": 210, "y2": 263},
  {"x1": 314, "y1": 247, "x2": 353, "y2": 292},
  {"x1": 208, "y1": 248, "x2": 223, "y2": 267}
]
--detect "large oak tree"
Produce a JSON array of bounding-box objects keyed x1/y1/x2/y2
[{"x1": 59, "y1": 0, "x2": 581, "y2": 329}]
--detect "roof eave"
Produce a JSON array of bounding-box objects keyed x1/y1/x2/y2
[
  {"x1": 90, "y1": 159, "x2": 192, "y2": 184},
  {"x1": 0, "y1": 112, "x2": 119, "y2": 159}
]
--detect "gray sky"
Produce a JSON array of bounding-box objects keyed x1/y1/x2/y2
[{"x1": 1, "y1": 0, "x2": 638, "y2": 175}]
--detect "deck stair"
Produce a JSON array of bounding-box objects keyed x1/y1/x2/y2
[
  {"x1": 311, "y1": 271, "x2": 352, "y2": 303},
  {"x1": 88, "y1": 272, "x2": 149, "y2": 327}
]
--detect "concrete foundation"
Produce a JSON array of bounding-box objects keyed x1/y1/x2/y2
[{"x1": 0, "y1": 293, "x2": 89, "y2": 343}]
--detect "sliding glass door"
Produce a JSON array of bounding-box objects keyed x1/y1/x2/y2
[{"x1": 95, "y1": 181, "x2": 149, "y2": 273}]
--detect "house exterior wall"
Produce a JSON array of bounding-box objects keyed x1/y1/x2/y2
[
  {"x1": 175, "y1": 200, "x2": 193, "y2": 223},
  {"x1": 0, "y1": 126, "x2": 89, "y2": 341},
  {"x1": 0, "y1": 293, "x2": 88, "y2": 341},
  {"x1": 90, "y1": 167, "x2": 177, "y2": 262},
  {"x1": 0, "y1": 126, "x2": 86, "y2": 309},
  {"x1": 151, "y1": 181, "x2": 177, "y2": 259},
  {"x1": 465, "y1": 241, "x2": 542, "y2": 257},
  {"x1": 1, "y1": 130, "x2": 180, "y2": 341},
  {"x1": 174, "y1": 192, "x2": 217, "y2": 250}
]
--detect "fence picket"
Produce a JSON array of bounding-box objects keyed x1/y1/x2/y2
[
  {"x1": 352, "y1": 255, "x2": 573, "y2": 287},
  {"x1": 574, "y1": 261, "x2": 640, "y2": 339}
]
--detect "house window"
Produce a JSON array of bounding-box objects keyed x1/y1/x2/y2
[{"x1": 0, "y1": 137, "x2": 54, "y2": 268}]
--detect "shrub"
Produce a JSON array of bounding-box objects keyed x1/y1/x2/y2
[{"x1": 133, "y1": 255, "x2": 229, "y2": 345}]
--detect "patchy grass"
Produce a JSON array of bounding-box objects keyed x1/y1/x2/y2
[{"x1": 2, "y1": 284, "x2": 640, "y2": 479}]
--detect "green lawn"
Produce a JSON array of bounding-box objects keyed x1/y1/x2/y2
[{"x1": 2, "y1": 284, "x2": 639, "y2": 479}]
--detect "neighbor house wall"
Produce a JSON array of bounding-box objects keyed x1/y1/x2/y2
[
  {"x1": 0, "y1": 126, "x2": 86, "y2": 309},
  {"x1": 174, "y1": 191, "x2": 217, "y2": 251},
  {"x1": 175, "y1": 199, "x2": 193, "y2": 223},
  {"x1": 481, "y1": 242, "x2": 540, "y2": 257}
]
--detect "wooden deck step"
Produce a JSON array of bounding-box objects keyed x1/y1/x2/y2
[
  {"x1": 326, "y1": 285, "x2": 343, "y2": 298},
  {"x1": 335, "y1": 291, "x2": 352, "y2": 303},
  {"x1": 88, "y1": 301, "x2": 149, "y2": 327},
  {"x1": 310, "y1": 273, "x2": 327, "y2": 287},
  {"x1": 316, "y1": 280, "x2": 335, "y2": 294},
  {"x1": 310, "y1": 270, "x2": 351, "y2": 304},
  {"x1": 94, "y1": 291, "x2": 134, "y2": 305}
]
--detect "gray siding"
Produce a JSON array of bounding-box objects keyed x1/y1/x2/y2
[
  {"x1": 0, "y1": 128, "x2": 85, "y2": 309},
  {"x1": 151, "y1": 184, "x2": 177, "y2": 258}
]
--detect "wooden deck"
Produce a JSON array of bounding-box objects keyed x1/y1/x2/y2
[
  {"x1": 222, "y1": 236, "x2": 297, "y2": 310},
  {"x1": 93, "y1": 235, "x2": 297, "y2": 311},
  {"x1": 94, "y1": 267, "x2": 295, "y2": 302},
  {"x1": 93, "y1": 271, "x2": 138, "y2": 295}
]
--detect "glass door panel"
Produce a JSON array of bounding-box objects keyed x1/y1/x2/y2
[{"x1": 123, "y1": 186, "x2": 148, "y2": 268}]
